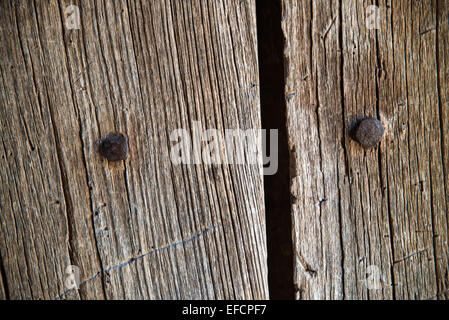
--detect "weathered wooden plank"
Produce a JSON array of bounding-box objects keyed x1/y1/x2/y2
[
  {"x1": 339, "y1": 0, "x2": 393, "y2": 300},
  {"x1": 0, "y1": 0, "x2": 267, "y2": 299},
  {"x1": 283, "y1": 0, "x2": 449, "y2": 300},
  {"x1": 282, "y1": 0, "x2": 345, "y2": 300},
  {"x1": 378, "y1": 0, "x2": 448, "y2": 300},
  {"x1": 0, "y1": 258, "x2": 6, "y2": 299},
  {"x1": 438, "y1": 1, "x2": 449, "y2": 227}
]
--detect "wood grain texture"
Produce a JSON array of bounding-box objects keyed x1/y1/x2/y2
[
  {"x1": 438, "y1": 6, "x2": 449, "y2": 287},
  {"x1": 0, "y1": 0, "x2": 268, "y2": 300},
  {"x1": 282, "y1": 0, "x2": 449, "y2": 300}
]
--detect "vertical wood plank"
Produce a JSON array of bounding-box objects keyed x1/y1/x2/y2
[
  {"x1": 381, "y1": 0, "x2": 448, "y2": 300},
  {"x1": 0, "y1": 0, "x2": 267, "y2": 299},
  {"x1": 283, "y1": 0, "x2": 449, "y2": 299},
  {"x1": 0, "y1": 259, "x2": 6, "y2": 299},
  {"x1": 282, "y1": 0, "x2": 344, "y2": 300},
  {"x1": 437, "y1": 1, "x2": 449, "y2": 295},
  {"x1": 437, "y1": 0, "x2": 449, "y2": 300}
]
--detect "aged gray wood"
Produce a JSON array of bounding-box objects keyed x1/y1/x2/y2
[
  {"x1": 282, "y1": 0, "x2": 448, "y2": 300},
  {"x1": 0, "y1": 0, "x2": 268, "y2": 299},
  {"x1": 379, "y1": 0, "x2": 448, "y2": 300},
  {"x1": 282, "y1": 0, "x2": 345, "y2": 300}
]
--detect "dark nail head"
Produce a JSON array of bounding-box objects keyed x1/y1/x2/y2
[
  {"x1": 99, "y1": 133, "x2": 129, "y2": 162},
  {"x1": 354, "y1": 117, "x2": 384, "y2": 148}
]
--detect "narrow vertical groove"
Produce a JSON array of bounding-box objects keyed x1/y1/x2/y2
[
  {"x1": 374, "y1": 0, "x2": 383, "y2": 188},
  {"x1": 374, "y1": 0, "x2": 392, "y2": 299},
  {"x1": 76, "y1": 0, "x2": 110, "y2": 300},
  {"x1": 426, "y1": 0, "x2": 441, "y2": 294},
  {"x1": 0, "y1": 251, "x2": 10, "y2": 299},
  {"x1": 56, "y1": 1, "x2": 108, "y2": 300},
  {"x1": 256, "y1": 0, "x2": 294, "y2": 299}
]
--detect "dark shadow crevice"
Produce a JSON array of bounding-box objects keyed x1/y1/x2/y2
[
  {"x1": 256, "y1": 0, "x2": 295, "y2": 300},
  {"x1": 0, "y1": 250, "x2": 10, "y2": 299}
]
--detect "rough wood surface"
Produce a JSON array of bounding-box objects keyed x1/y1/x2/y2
[
  {"x1": 282, "y1": 0, "x2": 449, "y2": 300},
  {"x1": 0, "y1": 0, "x2": 268, "y2": 300}
]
